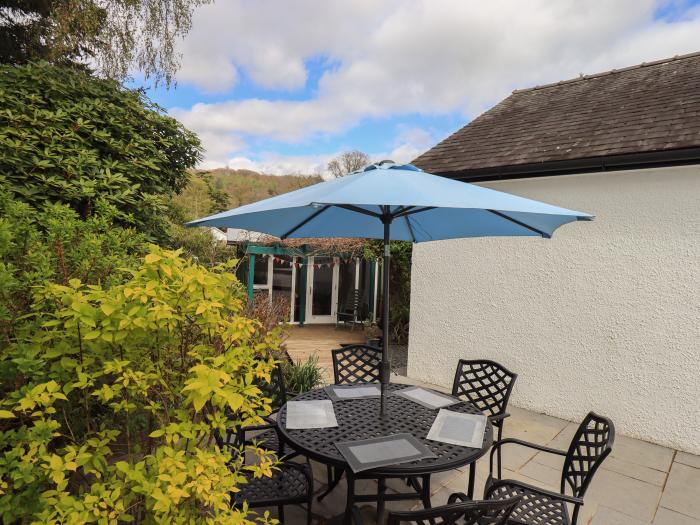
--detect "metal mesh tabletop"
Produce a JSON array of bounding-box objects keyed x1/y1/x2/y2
[{"x1": 278, "y1": 384, "x2": 493, "y2": 476}]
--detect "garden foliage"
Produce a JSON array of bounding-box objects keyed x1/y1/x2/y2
[
  {"x1": 364, "y1": 240, "x2": 412, "y2": 345},
  {"x1": 0, "y1": 177, "x2": 145, "y2": 350},
  {"x1": 0, "y1": 62, "x2": 202, "y2": 242},
  {"x1": 0, "y1": 246, "x2": 280, "y2": 524}
]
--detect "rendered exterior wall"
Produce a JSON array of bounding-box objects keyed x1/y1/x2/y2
[{"x1": 407, "y1": 165, "x2": 700, "y2": 454}]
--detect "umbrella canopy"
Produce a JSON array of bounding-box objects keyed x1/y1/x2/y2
[
  {"x1": 188, "y1": 161, "x2": 593, "y2": 414},
  {"x1": 188, "y1": 162, "x2": 592, "y2": 241}
]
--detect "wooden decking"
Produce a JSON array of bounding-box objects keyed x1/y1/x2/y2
[{"x1": 282, "y1": 324, "x2": 368, "y2": 383}]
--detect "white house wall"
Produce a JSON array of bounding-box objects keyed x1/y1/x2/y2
[{"x1": 408, "y1": 165, "x2": 700, "y2": 454}]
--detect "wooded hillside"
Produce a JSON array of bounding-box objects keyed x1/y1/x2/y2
[{"x1": 171, "y1": 168, "x2": 323, "y2": 221}]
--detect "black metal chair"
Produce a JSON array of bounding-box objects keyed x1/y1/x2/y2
[
  {"x1": 217, "y1": 422, "x2": 314, "y2": 525},
  {"x1": 351, "y1": 492, "x2": 521, "y2": 525},
  {"x1": 451, "y1": 359, "x2": 517, "y2": 496},
  {"x1": 485, "y1": 411, "x2": 615, "y2": 525},
  {"x1": 331, "y1": 344, "x2": 382, "y2": 385},
  {"x1": 337, "y1": 289, "x2": 362, "y2": 330},
  {"x1": 231, "y1": 461, "x2": 312, "y2": 524}
]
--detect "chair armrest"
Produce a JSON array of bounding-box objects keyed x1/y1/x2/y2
[
  {"x1": 488, "y1": 412, "x2": 510, "y2": 424},
  {"x1": 486, "y1": 478, "x2": 584, "y2": 507},
  {"x1": 242, "y1": 424, "x2": 274, "y2": 433},
  {"x1": 490, "y1": 438, "x2": 566, "y2": 477},
  {"x1": 492, "y1": 437, "x2": 567, "y2": 456},
  {"x1": 447, "y1": 492, "x2": 470, "y2": 504},
  {"x1": 241, "y1": 415, "x2": 277, "y2": 433}
]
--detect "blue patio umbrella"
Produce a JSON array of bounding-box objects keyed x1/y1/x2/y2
[{"x1": 188, "y1": 161, "x2": 593, "y2": 414}]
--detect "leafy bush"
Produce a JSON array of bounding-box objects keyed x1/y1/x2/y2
[
  {"x1": 364, "y1": 240, "x2": 412, "y2": 344},
  {"x1": 0, "y1": 62, "x2": 202, "y2": 242},
  {"x1": 168, "y1": 224, "x2": 241, "y2": 268},
  {"x1": 0, "y1": 246, "x2": 280, "y2": 523},
  {"x1": 0, "y1": 177, "x2": 145, "y2": 349},
  {"x1": 247, "y1": 293, "x2": 291, "y2": 336},
  {"x1": 281, "y1": 355, "x2": 326, "y2": 394}
]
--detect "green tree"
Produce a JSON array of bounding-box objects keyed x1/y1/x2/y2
[
  {"x1": 0, "y1": 62, "x2": 202, "y2": 242},
  {"x1": 0, "y1": 246, "x2": 279, "y2": 523},
  {"x1": 208, "y1": 181, "x2": 231, "y2": 214},
  {"x1": 0, "y1": 0, "x2": 211, "y2": 86}
]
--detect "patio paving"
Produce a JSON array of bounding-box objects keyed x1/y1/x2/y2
[{"x1": 256, "y1": 375, "x2": 700, "y2": 524}]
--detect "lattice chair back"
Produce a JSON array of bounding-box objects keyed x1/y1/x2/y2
[
  {"x1": 384, "y1": 496, "x2": 521, "y2": 525},
  {"x1": 451, "y1": 360, "x2": 517, "y2": 418},
  {"x1": 215, "y1": 363, "x2": 286, "y2": 451},
  {"x1": 332, "y1": 344, "x2": 382, "y2": 385},
  {"x1": 561, "y1": 411, "x2": 615, "y2": 498},
  {"x1": 350, "y1": 289, "x2": 360, "y2": 314},
  {"x1": 214, "y1": 418, "x2": 244, "y2": 457}
]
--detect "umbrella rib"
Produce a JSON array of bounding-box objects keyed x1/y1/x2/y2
[
  {"x1": 332, "y1": 204, "x2": 382, "y2": 218},
  {"x1": 487, "y1": 209, "x2": 551, "y2": 238},
  {"x1": 394, "y1": 206, "x2": 436, "y2": 218},
  {"x1": 404, "y1": 214, "x2": 417, "y2": 242},
  {"x1": 280, "y1": 205, "x2": 330, "y2": 239}
]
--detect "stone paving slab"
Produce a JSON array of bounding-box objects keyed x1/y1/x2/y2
[
  {"x1": 659, "y1": 462, "x2": 700, "y2": 519},
  {"x1": 676, "y1": 451, "x2": 700, "y2": 470},
  {"x1": 590, "y1": 506, "x2": 649, "y2": 525},
  {"x1": 262, "y1": 375, "x2": 700, "y2": 524},
  {"x1": 653, "y1": 507, "x2": 700, "y2": 525}
]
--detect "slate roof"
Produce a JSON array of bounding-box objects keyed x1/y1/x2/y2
[{"x1": 413, "y1": 52, "x2": 700, "y2": 180}]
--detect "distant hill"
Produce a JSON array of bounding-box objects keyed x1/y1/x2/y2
[
  {"x1": 171, "y1": 168, "x2": 323, "y2": 222},
  {"x1": 206, "y1": 168, "x2": 322, "y2": 208}
]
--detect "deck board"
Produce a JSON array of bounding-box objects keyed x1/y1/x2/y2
[{"x1": 283, "y1": 324, "x2": 368, "y2": 383}]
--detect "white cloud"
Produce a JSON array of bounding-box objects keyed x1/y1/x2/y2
[
  {"x1": 221, "y1": 125, "x2": 440, "y2": 176},
  {"x1": 388, "y1": 126, "x2": 438, "y2": 164},
  {"x1": 194, "y1": 130, "x2": 247, "y2": 167},
  {"x1": 170, "y1": 0, "x2": 700, "y2": 167}
]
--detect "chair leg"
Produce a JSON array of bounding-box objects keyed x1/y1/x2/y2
[
  {"x1": 421, "y1": 474, "x2": 431, "y2": 508},
  {"x1": 278, "y1": 504, "x2": 285, "y2": 523},
  {"x1": 571, "y1": 503, "x2": 581, "y2": 525},
  {"x1": 376, "y1": 478, "x2": 386, "y2": 522},
  {"x1": 307, "y1": 488, "x2": 314, "y2": 525},
  {"x1": 467, "y1": 463, "x2": 476, "y2": 499},
  {"x1": 318, "y1": 466, "x2": 343, "y2": 501},
  {"x1": 496, "y1": 425, "x2": 503, "y2": 480}
]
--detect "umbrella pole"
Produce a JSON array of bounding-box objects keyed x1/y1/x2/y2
[{"x1": 380, "y1": 218, "x2": 391, "y2": 416}]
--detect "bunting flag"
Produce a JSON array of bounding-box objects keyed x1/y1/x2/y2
[{"x1": 255, "y1": 253, "x2": 358, "y2": 268}]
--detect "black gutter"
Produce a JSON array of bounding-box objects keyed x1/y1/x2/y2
[{"x1": 436, "y1": 147, "x2": 700, "y2": 183}]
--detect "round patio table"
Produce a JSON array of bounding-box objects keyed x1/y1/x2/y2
[{"x1": 278, "y1": 383, "x2": 493, "y2": 523}]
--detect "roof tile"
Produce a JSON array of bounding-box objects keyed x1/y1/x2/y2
[{"x1": 413, "y1": 52, "x2": 700, "y2": 176}]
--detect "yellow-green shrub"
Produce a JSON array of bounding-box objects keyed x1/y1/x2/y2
[{"x1": 0, "y1": 246, "x2": 279, "y2": 524}]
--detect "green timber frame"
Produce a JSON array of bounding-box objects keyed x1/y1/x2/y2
[{"x1": 242, "y1": 243, "x2": 378, "y2": 326}]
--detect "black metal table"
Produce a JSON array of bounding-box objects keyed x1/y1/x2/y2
[{"x1": 278, "y1": 383, "x2": 493, "y2": 523}]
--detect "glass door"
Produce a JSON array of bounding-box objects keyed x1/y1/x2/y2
[{"x1": 306, "y1": 256, "x2": 338, "y2": 323}]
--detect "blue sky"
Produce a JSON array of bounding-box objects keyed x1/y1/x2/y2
[{"x1": 132, "y1": 0, "x2": 700, "y2": 175}]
